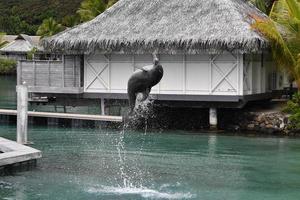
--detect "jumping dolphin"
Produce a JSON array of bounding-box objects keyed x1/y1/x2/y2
[{"x1": 127, "y1": 55, "x2": 164, "y2": 113}]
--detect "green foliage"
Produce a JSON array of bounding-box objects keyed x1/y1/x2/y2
[
  {"x1": 77, "y1": 0, "x2": 118, "y2": 22},
  {"x1": 250, "y1": 0, "x2": 268, "y2": 14},
  {"x1": 252, "y1": 0, "x2": 300, "y2": 88},
  {"x1": 250, "y1": 0, "x2": 276, "y2": 14},
  {"x1": 0, "y1": 0, "x2": 119, "y2": 35},
  {"x1": 37, "y1": 18, "x2": 65, "y2": 38},
  {"x1": 0, "y1": 0, "x2": 82, "y2": 35},
  {"x1": 26, "y1": 47, "x2": 38, "y2": 60},
  {"x1": 62, "y1": 15, "x2": 80, "y2": 27},
  {"x1": 77, "y1": 0, "x2": 107, "y2": 22},
  {"x1": 0, "y1": 32, "x2": 8, "y2": 48},
  {"x1": 107, "y1": 0, "x2": 118, "y2": 8},
  {"x1": 283, "y1": 92, "x2": 300, "y2": 129},
  {"x1": 0, "y1": 58, "x2": 17, "y2": 75}
]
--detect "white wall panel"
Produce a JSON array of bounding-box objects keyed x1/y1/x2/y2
[
  {"x1": 110, "y1": 62, "x2": 132, "y2": 92},
  {"x1": 84, "y1": 52, "x2": 247, "y2": 96},
  {"x1": 159, "y1": 62, "x2": 184, "y2": 93},
  {"x1": 186, "y1": 63, "x2": 209, "y2": 92},
  {"x1": 252, "y1": 61, "x2": 261, "y2": 94},
  {"x1": 84, "y1": 54, "x2": 109, "y2": 92}
]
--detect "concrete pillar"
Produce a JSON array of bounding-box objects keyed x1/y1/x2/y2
[
  {"x1": 209, "y1": 107, "x2": 218, "y2": 129},
  {"x1": 101, "y1": 98, "x2": 105, "y2": 115},
  {"x1": 17, "y1": 85, "x2": 28, "y2": 144}
]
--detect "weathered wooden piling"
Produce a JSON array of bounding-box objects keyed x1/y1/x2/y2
[
  {"x1": 209, "y1": 108, "x2": 218, "y2": 129},
  {"x1": 101, "y1": 98, "x2": 105, "y2": 115},
  {"x1": 16, "y1": 85, "x2": 28, "y2": 144}
]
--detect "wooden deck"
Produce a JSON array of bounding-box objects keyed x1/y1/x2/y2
[
  {"x1": 0, "y1": 137, "x2": 42, "y2": 167},
  {"x1": 0, "y1": 109, "x2": 123, "y2": 122}
]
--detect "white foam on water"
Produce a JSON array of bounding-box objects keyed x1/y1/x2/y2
[{"x1": 87, "y1": 186, "x2": 195, "y2": 199}]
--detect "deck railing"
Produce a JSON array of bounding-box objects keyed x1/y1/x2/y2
[{"x1": 17, "y1": 56, "x2": 83, "y2": 94}]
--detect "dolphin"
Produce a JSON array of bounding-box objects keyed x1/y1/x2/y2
[{"x1": 127, "y1": 56, "x2": 163, "y2": 113}]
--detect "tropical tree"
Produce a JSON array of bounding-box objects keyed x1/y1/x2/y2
[
  {"x1": 77, "y1": 0, "x2": 118, "y2": 22},
  {"x1": 252, "y1": 0, "x2": 300, "y2": 89},
  {"x1": 250, "y1": 0, "x2": 268, "y2": 14},
  {"x1": 62, "y1": 15, "x2": 80, "y2": 27},
  {"x1": 36, "y1": 17, "x2": 64, "y2": 38},
  {"x1": 250, "y1": 0, "x2": 276, "y2": 14},
  {"x1": 107, "y1": 0, "x2": 118, "y2": 7},
  {"x1": 0, "y1": 32, "x2": 8, "y2": 48}
]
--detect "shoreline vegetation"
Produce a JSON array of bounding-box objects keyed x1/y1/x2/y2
[{"x1": 0, "y1": 58, "x2": 16, "y2": 75}]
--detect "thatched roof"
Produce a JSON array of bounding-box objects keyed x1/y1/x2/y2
[
  {"x1": 43, "y1": 0, "x2": 268, "y2": 54},
  {"x1": 0, "y1": 34, "x2": 42, "y2": 53},
  {"x1": 2, "y1": 35, "x2": 18, "y2": 43}
]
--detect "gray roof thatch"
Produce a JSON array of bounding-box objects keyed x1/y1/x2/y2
[
  {"x1": 42, "y1": 0, "x2": 268, "y2": 54},
  {"x1": 2, "y1": 35, "x2": 18, "y2": 43},
  {"x1": 0, "y1": 34, "x2": 42, "y2": 53}
]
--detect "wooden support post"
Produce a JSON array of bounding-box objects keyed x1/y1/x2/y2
[
  {"x1": 17, "y1": 85, "x2": 28, "y2": 144},
  {"x1": 209, "y1": 107, "x2": 218, "y2": 129},
  {"x1": 17, "y1": 61, "x2": 22, "y2": 85},
  {"x1": 33, "y1": 61, "x2": 36, "y2": 86},
  {"x1": 48, "y1": 61, "x2": 51, "y2": 87},
  {"x1": 101, "y1": 98, "x2": 105, "y2": 115},
  {"x1": 73, "y1": 56, "x2": 76, "y2": 87},
  {"x1": 62, "y1": 55, "x2": 65, "y2": 88}
]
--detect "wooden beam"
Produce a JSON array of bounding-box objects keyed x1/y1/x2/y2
[
  {"x1": 0, "y1": 109, "x2": 123, "y2": 122},
  {"x1": 27, "y1": 86, "x2": 84, "y2": 94}
]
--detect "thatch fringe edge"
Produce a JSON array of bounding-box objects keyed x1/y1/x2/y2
[{"x1": 41, "y1": 37, "x2": 268, "y2": 54}]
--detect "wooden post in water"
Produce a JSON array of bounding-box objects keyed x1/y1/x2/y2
[
  {"x1": 101, "y1": 98, "x2": 105, "y2": 115},
  {"x1": 209, "y1": 107, "x2": 218, "y2": 129},
  {"x1": 17, "y1": 85, "x2": 28, "y2": 144}
]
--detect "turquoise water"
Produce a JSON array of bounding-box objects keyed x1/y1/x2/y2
[
  {"x1": 0, "y1": 76, "x2": 17, "y2": 109},
  {"x1": 1, "y1": 124, "x2": 300, "y2": 200}
]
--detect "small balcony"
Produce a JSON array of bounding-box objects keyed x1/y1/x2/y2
[{"x1": 17, "y1": 55, "x2": 83, "y2": 94}]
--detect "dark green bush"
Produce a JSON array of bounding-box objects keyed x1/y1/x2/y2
[
  {"x1": 0, "y1": 58, "x2": 17, "y2": 75},
  {"x1": 283, "y1": 92, "x2": 300, "y2": 129}
]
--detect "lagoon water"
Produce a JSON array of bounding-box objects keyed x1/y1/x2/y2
[
  {"x1": 0, "y1": 76, "x2": 17, "y2": 109},
  {"x1": 1, "y1": 124, "x2": 300, "y2": 200},
  {"x1": 1, "y1": 75, "x2": 300, "y2": 199}
]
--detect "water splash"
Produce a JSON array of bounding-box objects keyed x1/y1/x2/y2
[
  {"x1": 111, "y1": 96, "x2": 195, "y2": 199},
  {"x1": 115, "y1": 96, "x2": 152, "y2": 188},
  {"x1": 116, "y1": 124, "x2": 131, "y2": 188},
  {"x1": 87, "y1": 186, "x2": 195, "y2": 199},
  {"x1": 116, "y1": 118, "x2": 150, "y2": 188},
  {"x1": 123, "y1": 95, "x2": 156, "y2": 129}
]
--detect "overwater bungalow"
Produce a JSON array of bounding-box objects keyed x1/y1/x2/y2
[
  {"x1": 17, "y1": 0, "x2": 289, "y2": 116},
  {"x1": 0, "y1": 34, "x2": 42, "y2": 60}
]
